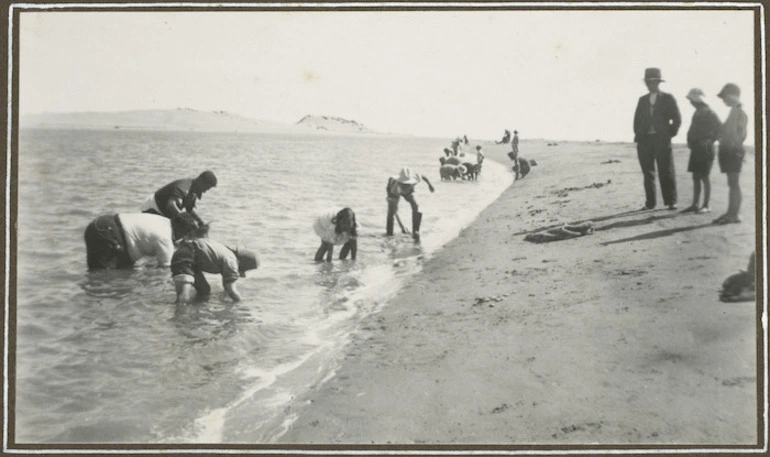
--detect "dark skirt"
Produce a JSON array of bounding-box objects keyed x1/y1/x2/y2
[
  {"x1": 718, "y1": 147, "x2": 745, "y2": 174},
  {"x1": 687, "y1": 143, "x2": 715, "y2": 175},
  {"x1": 84, "y1": 214, "x2": 131, "y2": 270}
]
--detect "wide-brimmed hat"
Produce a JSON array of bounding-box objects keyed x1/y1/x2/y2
[
  {"x1": 686, "y1": 88, "x2": 706, "y2": 103},
  {"x1": 396, "y1": 167, "x2": 420, "y2": 185},
  {"x1": 644, "y1": 67, "x2": 664, "y2": 82},
  {"x1": 717, "y1": 83, "x2": 741, "y2": 99}
]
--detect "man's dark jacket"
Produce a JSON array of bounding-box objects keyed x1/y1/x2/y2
[{"x1": 633, "y1": 92, "x2": 682, "y2": 142}]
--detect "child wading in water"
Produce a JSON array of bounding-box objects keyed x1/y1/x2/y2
[
  {"x1": 313, "y1": 207, "x2": 358, "y2": 262},
  {"x1": 714, "y1": 83, "x2": 748, "y2": 224},
  {"x1": 681, "y1": 88, "x2": 721, "y2": 214}
]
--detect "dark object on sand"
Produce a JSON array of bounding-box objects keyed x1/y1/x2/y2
[
  {"x1": 496, "y1": 130, "x2": 511, "y2": 144},
  {"x1": 720, "y1": 252, "x2": 755, "y2": 302},
  {"x1": 518, "y1": 158, "x2": 531, "y2": 178},
  {"x1": 524, "y1": 221, "x2": 594, "y2": 243}
]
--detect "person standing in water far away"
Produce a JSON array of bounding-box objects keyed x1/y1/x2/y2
[{"x1": 386, "y1": 167, "x2": 435, "y2": 243}]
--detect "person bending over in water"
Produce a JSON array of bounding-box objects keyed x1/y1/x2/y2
[
  {"x1": 313, "y1": 207, "x2": 359, "y2": 262},
  {"x1": 386, "y1": 167, "x2": 435, "y2": 243},
  {"x1": 84, "y1": 212, "x2": 199, "y2": 270},
  {"x1": 141, "y1": 170, "x2": 217, "y2": 228},
  {"x1": 171, "y1": 238, "x2": 259, "y2": 303}
]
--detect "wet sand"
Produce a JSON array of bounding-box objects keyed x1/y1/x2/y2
[{"x1": 278, "y1": 140, "x2": 759, "y2": 445}]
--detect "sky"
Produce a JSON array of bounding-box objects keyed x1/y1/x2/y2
[{"x1": 18, "y1": 7, "x2": 757, "y2": 142}]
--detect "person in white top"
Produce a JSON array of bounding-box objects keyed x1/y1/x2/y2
[
  {"x1": 313, "y1": 207, "x2": 359, "y2": 262},
  {"x1": 84, "y1": 212, "x2": 199, "y2": 270}
]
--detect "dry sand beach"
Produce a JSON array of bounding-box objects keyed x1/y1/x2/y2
[{"x1": 278, "y1": 140, "x2": 759, "y2": 445}]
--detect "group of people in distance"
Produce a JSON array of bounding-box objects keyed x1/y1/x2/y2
[
  {"x1": 439, "y1": 141, "x2": 485, "y2": 181},
  {"x1": 632, "y1": 67, "x2": 747, "y2": 224},
  {"x1": 84, "y1": 171, "x2": 259, "y2": 303}
]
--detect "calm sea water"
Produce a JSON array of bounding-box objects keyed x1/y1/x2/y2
[{"x1": 15, "y1": 129, "x2": 511, "y2": 443}]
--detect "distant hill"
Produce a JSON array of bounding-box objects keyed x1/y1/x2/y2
[
  {"x1": 21, "y1": 108, "x2": 381, "y2": 136},
  {"x1": 296, "y1": 115, "x2": 373, "y2": 133}
]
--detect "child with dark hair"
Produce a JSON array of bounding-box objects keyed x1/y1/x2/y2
[{"x1": 313, "y1": 207, "x2": 359, "y2": 262}]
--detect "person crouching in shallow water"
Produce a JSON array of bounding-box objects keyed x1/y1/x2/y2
[
  {"x1": 713, "y1": 83, "x2": 748, "y2": 225},
  {"x1": 171, "y1": 238, "x2": 259, "y2": 303},
  {"x1": 141, "y1": 170, "x2": 217, "y2": 228},
  {"x1": 313, "y1": 207, "x2": 359, "y2": 262},
  {"x1": 84, "y1": 212, "x2": 199, "y2": 270},
  {"x1": 386, "y1": 167, "x2": 435, "y2": 243},
  {"x1": 680, "y1": 88, "x2": 721, "y2": 215}
]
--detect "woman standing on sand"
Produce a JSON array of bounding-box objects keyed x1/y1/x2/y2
[{"x1": 681, "y1": 88, "x2": 721, "y2": 214}]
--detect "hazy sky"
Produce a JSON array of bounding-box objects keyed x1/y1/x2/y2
[{"x1": 19, "y1": 8, "x2": 756, "y2": 141}]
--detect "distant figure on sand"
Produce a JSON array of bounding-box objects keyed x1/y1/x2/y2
[
  {"x1": 511, "y1": 130, "x2": 519, "y2": 155},
  {"x1": 508, "y1": 135, "x2": 520, "y2": 179},
  {"x1": 386, "y1": 167, "x2": 435, "y2": 243},
  {"x1": 680, "y1": 88, "x2": 721, "y2": 215},
  {"x1": 171, "y1": 238, "x2": 259, "y2": 303},
  {"x1": 496, "y1": 129, "x2": 511, "y2": 144},
  {"x1": 84, "y1": 212, "x2": 199, "y2": 270},
  {"x1": 463, "y1": 135, "x2": 469, "y2": 145},
  {"x1": 713, "y1": 83, "x2": 748, "y2": 225},
  {"x1": 141, "y1": 171, "x2": 218, "y2": 227},
  {"x1": 476, "y1": 145, "x2": 485, "y2": 164},
  {"x1": 313, "y1": 208, "x2": 359, "y2": 262},
  {"x1": 633, "y1": 68, "x2": 682, "y2": 210}
]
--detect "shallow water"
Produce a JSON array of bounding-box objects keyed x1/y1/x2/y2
[{"x1": 15, "y1": 129, "x2": 511, "y2": 443}]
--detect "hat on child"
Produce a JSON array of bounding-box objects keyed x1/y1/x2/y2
[
  {"x1": 717, "y1": 83, "x2": 741, "y2": 99},
  {"x1": 234, "y1": 247, "x2": 259, "y2": 277},
  {"x1": 396, "y1": 167, "x2": 420, "y2": 185},
  {"x1": 686, "y1": 88, "x2": 706, "y2": 104}
]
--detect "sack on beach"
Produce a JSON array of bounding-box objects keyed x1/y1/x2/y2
[
  {"x1": 719, "y1": 270, "x2": 755, "y2": 303},
  {"x1": 524, "y1": 221, "x2": 594, "y2": 243}
]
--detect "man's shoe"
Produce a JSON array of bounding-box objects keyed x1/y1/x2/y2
[
  {"x1": 696, "y1": 206, "x2": 711, "y2": 214},
  {"x1": 667, "y1": 203, "x2": 678, "y2": 210},
  {"x1": 680, "y1": 205, "x2": 698, "y2": 213}
]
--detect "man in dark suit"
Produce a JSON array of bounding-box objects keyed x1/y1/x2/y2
[{"x1": 633, "y1": 68, "x2": 682, "y2": 210}]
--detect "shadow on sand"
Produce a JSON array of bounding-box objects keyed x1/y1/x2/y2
[
  {"x1": 513, "y1": 208, "x2": 677, "y2": 237},
  {"x1": 601, "y1": 222, "x2": 716, "y2": 246}
]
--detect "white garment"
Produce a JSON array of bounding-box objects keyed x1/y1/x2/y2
[
  {"x1": 313, "y1": 211, "x2": 358, "y2": 245},
  {"x1": 118, "y1": 213, "x2": 175, "y2": 266}
]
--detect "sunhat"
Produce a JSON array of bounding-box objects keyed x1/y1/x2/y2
[
  {"x1": 686, "y1": 88, "x2": 706, "y2": 103},
  {"x1": 717, "y1": 83, "x2": 741, "y2": 99},
  {"x1": 396, "y1": 167, "x2": 420, "y2": 185},
  {"x1": 234, "y1": 247, "x2": 259, "y2": 277},
  {"x1": 644, "y1": 68, "x2": 664, "y2": 82}
]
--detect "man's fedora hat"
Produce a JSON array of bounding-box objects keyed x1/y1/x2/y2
[{"x1": 644, "y1": 68, "x2": 665, "y2": 82}]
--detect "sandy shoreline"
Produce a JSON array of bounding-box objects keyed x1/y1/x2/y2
[{"x1": 277, "y1": 140, "x2": 759, "y2": 445}]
